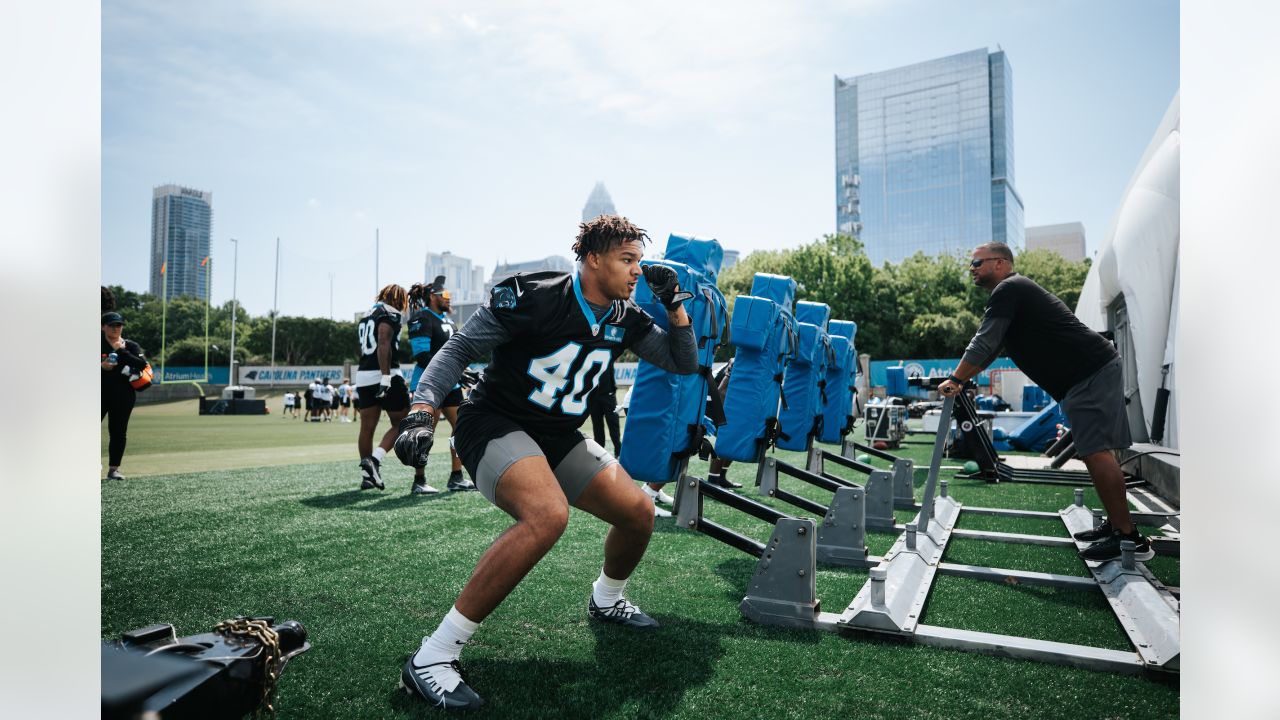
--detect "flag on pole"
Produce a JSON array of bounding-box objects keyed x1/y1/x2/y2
[
  {"x1": 160, "y1": 261, "x2": 167, "y2": 274},
  {"x1": 200, "y1": 256, "x2": 209, "y2": 267}
]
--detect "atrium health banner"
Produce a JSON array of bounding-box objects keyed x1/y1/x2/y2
[{"x1": 868, "y1": 357, "x2": 1017, "y2": 388}]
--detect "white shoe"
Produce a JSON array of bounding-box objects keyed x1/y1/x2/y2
[
  {"x1": 653, "y1": 505, "x2": 672, "y2": 518},
  {"x1": 642, "y1": 484, "x2": 674, "y2": 506}
]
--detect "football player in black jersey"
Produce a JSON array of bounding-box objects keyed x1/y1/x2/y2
[
  {"x1": 392, "y1": 215, "x2": 699, "y2": 709},
  {"x1": 406, "y1": 277, "x2": 474, "y2": 494},
  {"x1": 354, "y1": 284, "x2": 411, "y2": 490}
]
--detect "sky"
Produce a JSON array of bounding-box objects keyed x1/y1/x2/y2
[{"x1": 101, "y1": 0, "x2": 1179, "y2": 320}]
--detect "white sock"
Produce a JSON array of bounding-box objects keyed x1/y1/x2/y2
[
  {"x1": 372, "y1": 447, "x2": 387, "y2": 462},
  {"x1": 414, "y1": 606, "x2": 480, "y2": 666},
  {"x1": 592, "y1": 571, "x2": 628, "y2": 608}
]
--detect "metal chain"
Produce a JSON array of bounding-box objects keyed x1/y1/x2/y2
[{"x1": 214, "y1": 618, "x2": 282, "y2": 714}]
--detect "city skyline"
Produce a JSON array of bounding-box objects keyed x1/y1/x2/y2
[{"x1": 101, "y1": 1, "x2": 1178, "y2": 319}]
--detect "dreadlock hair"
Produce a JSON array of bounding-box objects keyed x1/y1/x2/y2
[
  {"x1": 376, "y1": 283, "x2": 409, "y2": 314},
  {"x1": 407, "y1": 282, "x2": 432, "y2": 312},
  {"x1": 572, "y1": 214, "x2": 650, "y2": 261},
  {"x1": 101, "y1": 286, "x2": 116, "y2": 313}
]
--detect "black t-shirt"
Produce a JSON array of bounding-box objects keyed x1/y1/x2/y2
[
  {"x1": 356, "y1": 303, "x2": 404, "y2": 374},
  {"x1": 407, "y1": 307, "x2": 455, "y2": 367},
  {"x1": 466, "y1": 271, "x2": 656, "y2": 433},
  {"x1": 984, "y1": 274, "x2": 1117, "y2": 400},
  {"x1": 101, "y1": 336, "x2": 146, "y2": 389}
]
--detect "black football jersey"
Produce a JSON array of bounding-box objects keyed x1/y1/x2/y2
[
  {"x1": 469, "y1": 271, "x2": 655, "y2": 433},
  {"x1": 407, "y1": 307, "x2": 456, "y2": 367},
  {"x1": 356, "y1": 302, "x2": 405, "y2": 382}
]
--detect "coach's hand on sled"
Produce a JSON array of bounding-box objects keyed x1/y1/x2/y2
[
  {"x1": 642, "y1": 264, "x2": 694, "y2": 311},
  {"x1": 394, "y1": 410, "x2": 437, "y2": 467}
]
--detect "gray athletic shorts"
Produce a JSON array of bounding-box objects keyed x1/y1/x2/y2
[
  {"x1": 1058, "y1": 357, "x2": 1132, "y2": 457},
  {"x1": 454, "y1": 404, "x2": 618, "y2": 505}
]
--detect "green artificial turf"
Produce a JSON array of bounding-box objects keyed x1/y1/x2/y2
[{"x1": 102, "y1": 402, "x2": 1179, "y2": 719}]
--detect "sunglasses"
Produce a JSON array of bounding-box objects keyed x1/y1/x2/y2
[{"x1": 969, "y1": 257, "x2": 1003, "y2": 268}]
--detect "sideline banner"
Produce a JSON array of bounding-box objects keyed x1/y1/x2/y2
[
  {"x1": 156, "y1": 366, "x2": 230, "y2": 384},
  {"x1": 868, "y1": 357, "x2": 1016, "y2": 388},
  {"x1": 235, "y1": 363, "x2": 647, "y2": 386},
  {"x1": 239, "y1": 366, "x2": 346, "y2": 385}
]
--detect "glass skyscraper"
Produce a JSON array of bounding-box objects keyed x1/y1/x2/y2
[
  {"x1": 149, "y1": 184, "x2": 213, "y2": 300},
  {"x1": 835, "y1": 48, "x2": 1024, "y2": 265}
]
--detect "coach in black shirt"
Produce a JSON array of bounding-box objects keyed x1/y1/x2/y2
[{"x1": 938, "y1": 242, "x2": 1151, "y2": 562}]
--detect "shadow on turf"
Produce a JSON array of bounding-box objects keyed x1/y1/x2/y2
[
  {"x1": 386, "y1": 617, "x2": 819, "y2": 718},
  {"x1": 299, "y1": 488, "x2": 458, "y2": 511}
]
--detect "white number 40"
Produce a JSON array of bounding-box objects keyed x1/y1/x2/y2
[{"x1": 527, "y1": 343, "x2": 611, "y2": 415}]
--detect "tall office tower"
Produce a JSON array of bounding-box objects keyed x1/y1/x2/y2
[
  {"x1": 721, "y1": 249, "x2": 741, "y2": 271},
  {"x1": 150, "y1": 184, "x2": 213, "y2": 299},
  {"x1": 835, "y1": 48, "x2": 1023, "y2": 265},
  {"x1": 424, "y1": 251, "x2": 486, "y2": 304},
  {"x1": 1026, "y1": 222, "x2": 1086, "y2": 262},
  {"x1": 582, "y1": 182, "x2": 617, "y2": 222}
]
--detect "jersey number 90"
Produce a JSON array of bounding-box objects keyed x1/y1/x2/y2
[{"x1": 526, "y1": 343, "x2": 612, "y2": 415}]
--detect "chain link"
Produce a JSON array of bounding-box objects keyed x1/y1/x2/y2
[{"x1": 213, "y1": 618, "x2": 282, "y2": 714}]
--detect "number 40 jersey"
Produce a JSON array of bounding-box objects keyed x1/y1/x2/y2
[{"x1": 467, "y1": 271, "x2": 656, "y2": 434}]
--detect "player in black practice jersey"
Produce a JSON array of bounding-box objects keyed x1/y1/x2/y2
[
  {"x1": 406, "y1": 277, "x2": 474, "y2": 494},
  {"x1": 392, "y1": 215, "x2": 699, "y2": 709},
  {"x1": 355, "y1": 284, "x2": 411, "y2": 490}
]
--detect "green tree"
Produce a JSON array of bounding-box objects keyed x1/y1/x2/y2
[
  {"x1": 1013, "y1": 248, "x2": 1092, "y2": 309},
  {"x1": 242, "y1": 315, "x2": 360, "y2": 365}
]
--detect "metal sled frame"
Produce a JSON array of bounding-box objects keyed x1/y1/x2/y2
[{"x1": 674, "y1": 395, "x2": 1180, "y2": 676}]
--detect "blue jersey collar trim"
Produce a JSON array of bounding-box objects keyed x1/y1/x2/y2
[{"x1": 572, "y1": 271, "x2": 613, "y2": 336}]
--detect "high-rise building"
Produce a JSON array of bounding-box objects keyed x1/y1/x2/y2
[
  {"x1": 150, "y1": 184, "x2": 213, "y2": 300},
  {"x1": 721, "y1": 249, "x2": 741, "y2": 271},
  {"x1": 1025, "y1": 222, "x2": 1086, "y2": 262},
  {"x1": 835, "y1": 48, "x2": 1024, "y2": 265},
  {"x1": 424, "y1": 251, "x2": 486, "y2": 304},
  {"x1": 582, "y1": 182, "x2": 617, "y2": 222}
]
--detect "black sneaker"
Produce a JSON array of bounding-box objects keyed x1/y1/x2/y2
[
  {"x1": 706, "y1": 473, "x2": 742, "y2": 489},
  {"x1": 400, "y1": 657, "x2": 484, "y2": 710},
  {"x1": 447, "y1": 471, "x2": 476, "y2": 492},
  {"x1": 359, "y1": 456, "x2": 384, "y2": 490},
  {"x1": 105, "y1": 469, "x2": 125, "y2": 481},
  {"x1": 411, "y1": 480, "x2": 440, "y2": 495},
  {"x1": 588, "y1": 597, "x2": 659, "y2": 629},
  {"x1": 1079, "y1": 531, "x2": 1155, "y2": 562},
  {"x1": 1073, "y1": 519, "x2": 1114, "y2": 543}
]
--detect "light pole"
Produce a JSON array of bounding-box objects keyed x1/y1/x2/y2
[{"x1": 229, "y1": 237, "x2": 239, "y2": 385}]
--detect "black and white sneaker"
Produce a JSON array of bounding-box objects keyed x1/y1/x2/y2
[
  {"x1": 105, "y1": 469, "x2": 125, "y2": 481},
  {"x1": 706, "y1": 473, "x2": 742, "y2": 489},
  {"x1": 411, "y1": 480, "x2": 440, "y2": 495},
  {"x1": 447, "y1": 471, "x2": 476, "y2": 492},
  {"x1": 1072, "y1": 519, "x2": 1114, "y2": 543},
  {"x1": 359, "y1": 456, "x2": 384, "y2": 490},
  {"x1": 588, "y1": 597, "x2": 659, "y2": 629},
  {"x1": 400, "y1": 657, "x2": 484, "y2": 710},
  {"x1": 1079, "y1": 530, "x2": 1155, "y2": 562}
]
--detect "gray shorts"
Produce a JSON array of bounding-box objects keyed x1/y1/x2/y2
[
  {"x1": 471, "y1": 432, "x2": 616, "y2": 505},
  {"x1": 1058, "y1": 357, "x2": 1132, "y2": 457}
]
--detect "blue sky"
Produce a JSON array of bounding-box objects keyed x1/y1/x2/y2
[{"x1": 101, "y1": 0, "x2": 1178, "y2": 319}]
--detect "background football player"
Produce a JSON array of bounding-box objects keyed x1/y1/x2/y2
[
  {"x1": 354, "y1": 284, "x2": 411, "y2": 490},
  {"x1": 406, "y1": 276, "x2": 475, "y2": 494},
  {"x1": 392, "y1": 215, "x2": 698, "y2": 709}
]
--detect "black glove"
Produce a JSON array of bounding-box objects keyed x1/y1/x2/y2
[
  {"x1": 394, "y1": 410, "x2": 437, "y2": 468},
  {"x1": 642, "y1": 264, "x2": 694, "y2": 311},
  {"x1": 460, "y1": 368, "x2": 482, "y2": 390}
]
